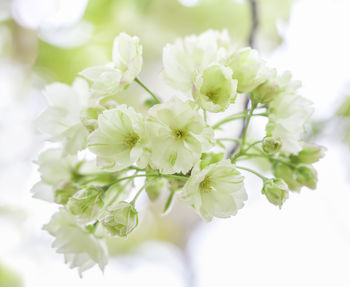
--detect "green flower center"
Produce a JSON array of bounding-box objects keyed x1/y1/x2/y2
[
  {"x1": 199, "y1": 176, "x2": 213, "y2": 193},
  {"x1": 205, "y1": 88, "x2": 221, "y2": 104},
  {"x1": 173, "y1": 128, "x2": 188, "y2": 140},
  {"x1": 123, "y1": 133, "x2": 140, "y2": 149}
]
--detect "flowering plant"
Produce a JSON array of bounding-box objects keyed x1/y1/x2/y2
[{"x1": 33, "y1": 31, "x2": 324, "y2": 274}]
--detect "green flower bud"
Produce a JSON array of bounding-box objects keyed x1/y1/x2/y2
[
  {"x1": 100, "y1": 201, "x2": 138, "y2": 237},
  {"x1": 262, "y1": 136, "x2": 282, "y2": 154},
  {"x1": 55, "y1": 182, "x2": 78, "y2": 204},
  {"x1": 295, "y1": 165, "x2": 317, "y2": 189},
  {"x1": 273, "y1": 163, "x2": 301, "y2": 192},
  {"x1": 291, "y1": 143, "x2": 325, "y2": 164},
  {"x1": 200, "y1": 152, "x2": 225, "y2": 169},
  {"x1": 251, "y1": 79, "x2": 279, "y2": 104},
  {"x1": 262, "y1": 179, "x2": 289, "y2": 207},
  {"x1": 81, "y1": 106, "x2": 105, "y2": 132},
  {"x1": 67, "y1": 186, "x2": 104, "y2": 220}
]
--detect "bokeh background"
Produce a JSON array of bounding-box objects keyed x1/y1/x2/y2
[{"x1": 1, "y1": 0, "x2": 350, "y2": 286}]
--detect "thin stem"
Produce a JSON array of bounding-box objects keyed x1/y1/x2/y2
[
  {"x1": 213, "y1": 112, "x2": 266, "y2": 130},
  {"x1": 130, "y1": 183, "x2": 147, "y2": 205},
  {"x1": 227, "y1": 0, "x2": 259, "y2": 158},
  {"x1": 110, "y1": 173, "x2": 188, "y2": 186},
  {"x1": 236, "y1": 165, "x2": 267, "y2": 181},
  {"x1": 163, "y1": 174, "x2": 189, "y2": 181},
  {"x1": 135, "y1": 77, "x2": 161, "y2": 103},
  {"x1": 242, "y1": 153, "x2": 294, "y2": 167},
  {"x1": 241, "y1": 103, "x2": 256, "y2": 149},
  {"x1": 102, "y1": 171, "x2": 138, "y2": 212},
  {"x1": 213, "y1": 112, "x2": 249, "y2": 129},
  {"x1": 216, "y1": 138, "x2": 241, "y2": 143},
  {"x1": 244, "y1": 140, "x2": 262, "y2": 153},
  {"x1": 248, "y1": 0, "x2": 258, "y2": 48}
]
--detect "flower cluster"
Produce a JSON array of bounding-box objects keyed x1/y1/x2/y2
[{"x1": 33, "y1": 30, "x2": 323, "y2": 274}]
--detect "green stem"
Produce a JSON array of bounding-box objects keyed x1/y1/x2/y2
[
  {"x1": 212, "y1": 112, "x2": 249, "y2": 129},
  {"x1": 110, "y1": 173, "x2": 188, "y2": 186},
  {"x1": 203, "y1": 110, "x2": 207, "y2": 123},
  {"x1": 241, "y1": 103, "x2": 256, "y2": 148},
  {"x1": 216, "y1": 138, "x2": 241, "y2": 143},
  {"x1": 163, "y1": 174, "x2": 189, "y2": 181},
  {"x1": 130, "y1": 183, "x2": 147, "y2": 205},
  {"x1": 242, "y1": 153, "x2": 293, "y2": 167},
  {"x1": 213, "y1": 111, "x2": 266, "y2": 130},
  {"x1": 244, "y1": 140, "x2": 263, "y2": 153},
  {"x1": 236, "y1": 165, "x2": 267, "y2": 181},
  {"x1": 135, "y1": 77, "x2": 161, "y2": 103}
]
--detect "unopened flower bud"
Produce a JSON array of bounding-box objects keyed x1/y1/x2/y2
[
  {"x1": 291, "y1": 144, "x2": 325, "y2": 164},
  {"x1": 262, "y1": 136, "x2": 282, "y2": 154},
  {"x1": 295, "y1": 165, "x2": 317, "y2": 189},
  {"x1": 262, "y1": 179, "x2": 289, "y2": 207},
  {"x1": 67, "y1": 186, "x2": 104, "y2": 220},
  {"x1": 273, "y1": 163, "x2": 301, "y2": 192},
  {"x1": 81, "y1": 106, "x2": 104, "y2": 132},
  {"x1": 100, "y1": 201, "x2": 138, "y2": 237}
]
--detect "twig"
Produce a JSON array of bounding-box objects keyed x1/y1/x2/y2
[{"x1": 227, "y1": 0, "x2": 259, "y2": 158}]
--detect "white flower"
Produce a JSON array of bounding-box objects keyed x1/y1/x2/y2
[
  {"x1": 226, "y1": 47, "x2": 269, "y2": 93},
  {"x1": 79, "y1": 63, "x2": 123, "y2": 95},
  {"x1": 36, "y1": 149, "x2": 77, "y2": 186},
  {"x1": 35, "y1": 78, "x2": 90, "y2": 154},
  {"x1": 181, "y1": 160, "x2": 247, "y2": 221},
  {"x1": 44, "y1": 208, "x2": 108, "y2": 275},
  {"x1": 31, "y1": 149, "x2": 78, "y2": 203},
  {"x1": 251, "y1": 70, "x2": 301, "y2": 103},
  {"x1": 112, "y1": 32, "x2": 143, "y2": 85},
  {"x1": 88, "y1": 105, "x2": 147, "y2": 171},
  {"x1": 146, "y1": 99, "x2": 214, "y2": 174},
  {"x1": 267, "y1": 93, "x2": 313, "y2": 154},
  {"x1": 193, "y1": 64, "x2": 237, "y2": 112},
  {"x1": 162, "y1": 30, "x2": 230, "y2": 93},
  {"x1": 80, "y1": 33, "x2": 142, "y2": 94}
]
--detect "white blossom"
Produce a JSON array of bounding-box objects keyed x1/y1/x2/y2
[
  {"x1": 44, "y1": 209, "x2": 108, "y2": 274},
  {"x1": 146, "y1": 99, "x2": 214, "y2": 174},
  {"x1": 182, "y1": 160, "x2": 247, "y2": 221}
]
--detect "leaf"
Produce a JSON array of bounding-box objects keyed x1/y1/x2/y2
[{"x1": 162, "y1": 191, "x2": 176, "y2": 215}]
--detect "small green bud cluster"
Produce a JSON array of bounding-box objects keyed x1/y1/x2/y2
[
  {"x1": 262, "y1": 179, "x2": 289, "y2": 207},
  {"x1": 273, "y1": 144, "x2": 324, "y2": 192}
]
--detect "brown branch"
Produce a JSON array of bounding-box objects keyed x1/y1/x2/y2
[{"x1": 227, "y1": 0, "x2": 259, "y2": 158}]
